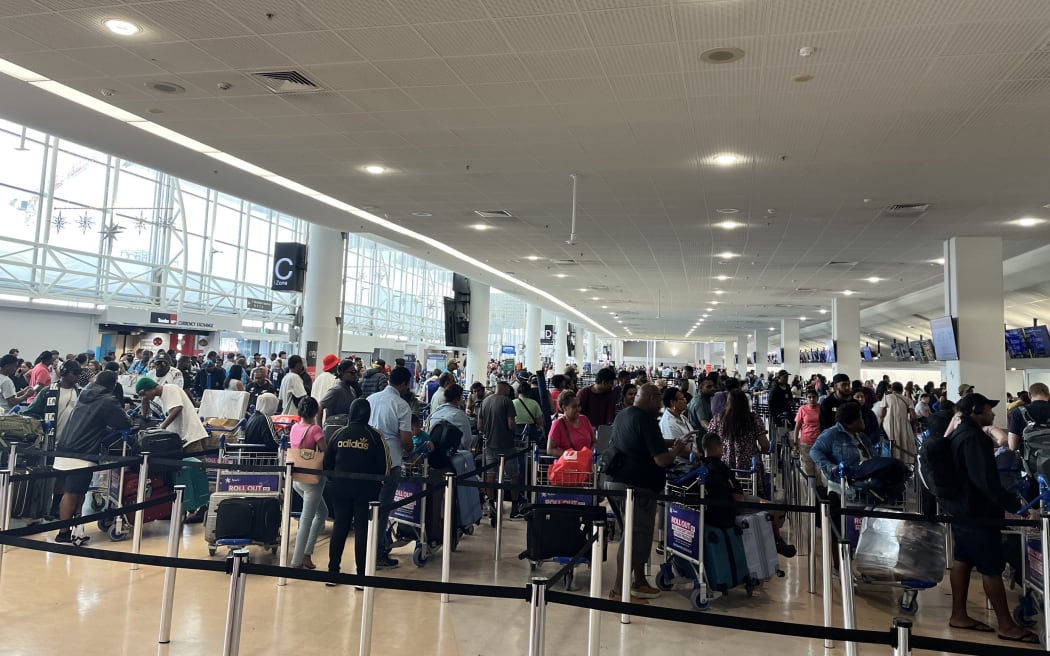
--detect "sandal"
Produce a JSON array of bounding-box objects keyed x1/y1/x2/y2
[
  {"x1": 998, "y1": 630, "x2": 1040, "y2": 644},
  {"x1": 949, "y1": 621, "x2": 994, "y2": 633}
]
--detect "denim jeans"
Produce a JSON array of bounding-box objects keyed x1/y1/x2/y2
[
  {"x1": 377, "y1": 466, "x2": 401, "y2": 554},
  {"x1": 291, "y1": 479, "x2": 328, "y2": 566}
]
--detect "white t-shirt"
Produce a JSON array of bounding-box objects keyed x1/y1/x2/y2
[
  {"x1": 160, "y1": 384, "x2": 209, "y2": 446},
  {"x1": 311, "y1": 371, "x2": 336, "y2": 405},
  {"x1": 54, "y1": 387, "x2": 78, "y2": 444},
  {"x1": 279, "y1": 371, "x2": 307, "y2": 414},
  {"x1": 0, "y1": 373, "x2": 15, "y2": 411},
  {"x1": 147, "y1": 368, "x2": 184, "y2": 389}
]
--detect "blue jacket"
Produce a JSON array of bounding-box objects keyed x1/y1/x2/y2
[{"x1": 810, "y1": 422, "x2": 864, "y2": 482}]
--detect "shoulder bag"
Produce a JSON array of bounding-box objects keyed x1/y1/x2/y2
[{"x1": 289, "y1": 425, "x2": 324, "y2": 484}]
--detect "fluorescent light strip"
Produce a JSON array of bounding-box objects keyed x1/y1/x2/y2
[{"x1": 0, "y1": 58, "x2": 616, "y2": 337}]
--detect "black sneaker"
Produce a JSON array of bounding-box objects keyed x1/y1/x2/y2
[
  {"x1": 55, "y1": 532, "x2": 89, "y2": 546},
  {"x1": 510, "y1": 501, "x2": 526, "y2": 520},
  {"x1": 776, "y1": 540, "x2": 797, "y2": 558},
  {"x1": 376, "y1": 555, "x2": 399, "y2": 569}
]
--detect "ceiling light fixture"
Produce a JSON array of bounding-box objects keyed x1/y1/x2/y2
[
  {"x1": 364, "y1": 165, "x2": 386, "y2": 174},
  {"x1": 577, "y1": 288, "x2": 588, "y2": 292},
  {"x1": 800, "y1": 316, "x2": 807, "y2": 321},
  {"x1": 818, "y1": 309, "x2": 828, "y2": 314},
  {"x1": 103, "y1": 19, "x2": 141, "y2": 35},
  {"x1": 525, "y1": 255, "x2": 541, "y2": 261},
  {"x1": 931, "y1": 258, "x2": 945, "y2": 265},
  {"x1": 769, "y1": 327, "x2": 775, "y2": 331},
  {"x1": 471, "y1": 224, "x2": 490, "y2": 231},
  {"x1": 865, "y1": 277, "x2": 882, "y2": 283},
  {"x1": 715, "y1": 208, "x2": 739, "y2": 214},
  {"x1": 591, "y1": 296, "x2": 599, "y2": 301},
  {"x1": 716, "y1": 220, "x2": 745, "y2": 230},
  {"x1": 710, "y1": 301, "x2": 720, "y2": 305},
  {"x1": 841, "y1": 290, "x2": 854, "y2": 296},
  {"x1": 601, "y1": 305, "x2": 608, "y2": 309},
  {"x1": 713, "y1": 290, "x2": 726, "y2": 295},
  {"x1": 411, "y1": 211, "x2": 432, "y2": 217},
  {"x1": 554, "y1": 273, "x2": 568, "y2": 278},
  {"x1": 715, "y1": 275, "x2": 731, "y2": 281},
  {"x1": 712, "y1": 154, "x2": 740, "y2": 166},
  {"x1": 714, "y1": 251, "x2": 739, "y2": 259},
  {"x1": 1013, "y1": 217, "x2": 1045, "y2": 227}
]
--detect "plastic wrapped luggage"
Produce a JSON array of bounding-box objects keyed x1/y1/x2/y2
[
  {"x1": 451, "y1": 450, "x2": 482, "y2": 528},
  {"x1": 518, "y1": 504, "x2": 606, "y2": 562},
  {"x1": 853, "y1": 516, "x2": 946, "y2": 583},
  {"x1": 703, "y1": 524, "x2": 750, "y2": 593},
  {"x1": 735, "y1": 511, "x2": 781, "y2": 582}
]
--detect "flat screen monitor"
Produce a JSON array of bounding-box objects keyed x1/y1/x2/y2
[
  {"x1": 929, "y1": 316, "x2": 959, "y2": 361},
  {"x1": 1005, "y1": 328, "x2": 1029, "y2": 359},
  {"x1": 893, "y1": 343, "x2": 911, "y2": 361},
  {"x1": 920, "y1": 339, "x2": 936, "y2": 361},
  {"x1": 909, "y1": 341, "x2": 926, "y2": 362},
  {"x1": 1024, "y1": 325, "x2": 1050, "y2": 358},
  {"x1": 862, "y1": 345, "x2": 873, "y2": 362}
]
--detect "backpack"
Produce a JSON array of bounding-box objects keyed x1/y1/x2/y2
[
  {"x1": 917, "y1": 432, "x2": 962, "y2": 500},
  {"x1": 426, "y1": 420, "x2": 462, "y2": 469},
  {"x1": 1020, "y1": 407, "x2": 1050, "y2": 482}
]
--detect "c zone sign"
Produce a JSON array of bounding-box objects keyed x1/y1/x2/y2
[{"x1": 271, "y1": 242, "x2": 306, "y2": 292}]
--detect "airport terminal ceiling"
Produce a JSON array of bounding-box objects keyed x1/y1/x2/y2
[{"x1": 2, "y1": 0, "x2": 1050, "y2": 342}]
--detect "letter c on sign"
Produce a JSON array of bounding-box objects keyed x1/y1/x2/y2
[{"x1": 274, "y1": 257, "x2": 294, "y2": 281}]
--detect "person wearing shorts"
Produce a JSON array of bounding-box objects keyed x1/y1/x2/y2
[
  {"x1": 55, "y1": 371, "x2": 131, "y2": 545},
  {"x1": 478, "y1": 382, "x2": 521, "y2": 518}
]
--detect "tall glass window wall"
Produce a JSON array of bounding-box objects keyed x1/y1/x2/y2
[{"x1": 0, "y1": 118, "x2": 452, "y2": 343}]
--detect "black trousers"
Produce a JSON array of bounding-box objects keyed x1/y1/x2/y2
[{"x1": 329, "y1": 490, "x2": 378, "y2": 576}]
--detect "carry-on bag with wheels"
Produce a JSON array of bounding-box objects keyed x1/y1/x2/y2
[
  {"x1": 121, "y1": 473, "x2": 173, "y2": 524},
  {"x1": 174, "y1": 458, "x2": 211, "y2": 515},
  {"x1": 703, "y1": 524, "x2": 749, "y2": 593},
  {"x1": 518, "y1": 503, "x2": 606, "y2": 561},
  {"x1": 735, "y1": 511, "x2": 781, "y2": 582},
  {"x1": 451, "y1": 450, "x2": 482, "y2": 528}
]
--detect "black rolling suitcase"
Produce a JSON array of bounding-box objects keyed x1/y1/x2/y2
[
  {"x1": 135, "y1": 428, "x2": 184, "y2": 471},
  {"x1": 214, "y1": 497, "x2": 281, "y2": 543},
  {"x1": 518, "y1": 504, "x2": 607, "y2": 561}
]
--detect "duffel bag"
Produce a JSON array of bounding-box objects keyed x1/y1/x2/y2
[
  {"x1": 136, "y1": 428, "x2": 184, "y2": 470},
  {"x1": 0, "y1": 415, "x2": 44, "y2": 448}
]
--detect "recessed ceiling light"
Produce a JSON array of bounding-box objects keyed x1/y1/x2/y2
[
  {"x1": 714, "y1": 251, "x2": 739, "y2": 259},
  {"x1": 769, "y1": 327, "x2": 775, "y2": 331},
  {"x1": 103, "y1": 19, "x2": 141, "y2": 35},
  {"x1": 590, "y1": 296, "x2": 600, "y2": 301},
  {"x1": 577, "y1": 288, "x2": 588, "y2": 292},
  {"x1": 712, "y1": 154, "x2": 741, "y2": 166},
  {"x1": 601, "y1": 305, "x2": 608, "y2": 309},
  {"x1": 411, "y1": 211, "x2": 432, "y2": 217},
  {"x1": 702, "y1": 314, "x2": 709, "y2": 318},
  {"x1": 608, "y1": 312, "x2": 615, "y2": 316},
  {"x1": 554, "y1": 273, "x2": 568, "y2": 278},
  {"x1": 841, "y1": 290, "x2": 854, "y2": 296},
  {"x1": 715, "y1": 276, "x2": 731, "y2": 281},
  {"x1": 705, "y1": 308, "x2": 713, "y2": 311},
  {"x1": 710, "y1": 301, "x2": 720, "y2": 305},
  {"x1": 931, "y1": 257, "x2": 945, "y2": 265},
  {"x1": 713, "y1": 290, "x2": 726, "y2": 295},
  {"x1": 715, "y1": 208, "x2": 740, "y2": 214},
  {"x1": 1013, "y1": 217, "x2": 1045, "y2": 227},
  {"x1": 364, "y1": 165, "x2": 386, "y2": 174},
  {"x1": 865, "y1": 276, "x2": 882, "y2": 283},
  {"x1": 525, "y1": 255, "x2": 542, "y2": 261},
  {"x1": 818, "y1": 309, "x2": 828, "y2": 314},
  {"x1": 716, "y1": 220, "x2": 745, "y2": 230},
  {"x1": 617, "y1": 320, "x2": 623, "y2": 323},
  {"x1": 472, "y1": 223, "x2": 490, "y2": 231},
  {"x1": 800, "y1": 316, "x2": 807, "y2": 321}
]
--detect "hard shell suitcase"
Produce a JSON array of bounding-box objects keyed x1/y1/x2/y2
[
  {"x1": 215, "y1": 496, "x2": 281, "y2": 543},
  {"x1": 10, "y1": 467, "x2": 53, "y2": 519},
  {"x1": 136, "y1": 428, "x2": 184, "y2": 470},
  {"x1": 703, "y1": 525, "x2": 749, "y2": 593},
  {"x1": 735, "y1": 511, "x2": 781, "y2": 582},
  {"x1": 518, "y1": 503, "x2": 606, "y2": 562},
  {"x1": 122, "y1": 473, "x2": 173, "y2": 524},
  {"x1": 451, "y1": 450, "x2": 482, "y2": 529},
  {"x1": 174, "y1": 458, "x2": 211, "y2": 513}
]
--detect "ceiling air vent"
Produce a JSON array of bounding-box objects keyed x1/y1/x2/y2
[
  {"x1": 882, "y1": 203, "x2": 931, "y2": 217},
  {"x1": 251, "y1": 70, "x2": 320, "y2": 94},
  {"x1": 825, "y1": 261, "x2": 858, "y2": 267},
  {"x1": 474, "y1": 210, "x2": 513, "y2": 218},
  {"x1": 552, "y1": 258, "x2": 577, "y2": 266}
]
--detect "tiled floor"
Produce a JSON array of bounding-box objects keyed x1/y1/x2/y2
[{"x1": 0, "y1": 509, "x2": 1037, "y2": 655}]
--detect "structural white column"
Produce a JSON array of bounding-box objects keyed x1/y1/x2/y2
[
  {"x1": 832, "y1": 297, "x2": 861, "y2": 379},
  {"x1": 755, "y1": 330, "x2": 769, "y2": 373},
  {"x1": 944, "y1": 237, "x2": 1007, "y2": 407},
  {"x1": 525, "y1": 303, "x2": 542, "y2": 373},
  {"x1": 585, "y1": 331, "x2": 596, "y2": 365},
  {"x1": 300, "y1": 224, "x2": 344, "y2": 370},
  {"x1": 724, "y1": 341, "x2": 735, "y2": 372},
  {"x1": 466, "y1": 281, "x2": 491, "y2": 387},
  {"x1": 736, "y1": 336, "x2": 748, "y2": 374},
  {"x1": 555, "y1": 317, "x2": 568, "y2": 371},
  {"x1": 612, "y1": 339, "x2": 624, "y2": 368},
  {"x1": 781, "y1": 318, "x2": 801, "y2": 374}
]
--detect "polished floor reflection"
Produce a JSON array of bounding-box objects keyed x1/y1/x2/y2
[{"x1": 0, "y1": 510, "x2": 1033, "y2": 655}]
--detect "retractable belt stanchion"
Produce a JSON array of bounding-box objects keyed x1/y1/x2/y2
[
  {"x1": 441, "y1": 472, "x2": 454, "y2": 604},
  {"x1": 0, "y1": 470, "x2": 8, "y2": 573},
  {"x1": 620, "y1": 487, "x2": 634, "y2": 625},
  {"x1": 4, "y1": 443, "x2": 18, "y2": 531},
  {"x1": 838, "y1": 540, "x2": 857, "y2": 656},
  {"x1": 892, "y1": 617, "x2": 912, "y2": 656},
  {"x1": 808, "y1": 476, "x2": 817, "y2": 594},
  {"x1": 495, "y1": 455, "x2": 506, "y2": 562},
  {"x1": 158, "y1": 485, "x2": 185, "y2": 644},
  {"x1": 820, "y1": 499, "x2": 834, "y2": 649},
  {"x1": 221, "y1": 548, "x2": 250, "y2": 656},
  {"x1": 130, "y1": 452, "x2": 150, "y2": 571},
  {"x1": 359, "y1": 501, "x2": 381, "y2": 656},
  {"x1": 527, "y1": 576, "x2": 548, "y2": 656},
  {"x1": 1041, "y1": 511, "x2": 1050, "y2": 650},
  {"x1": 587, "y1": 520, "x2": 604, "y2": 656},
  {"x1": 277, "y1": 462, "x2": 293, "y2": 586}
]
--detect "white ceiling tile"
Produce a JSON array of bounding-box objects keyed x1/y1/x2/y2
[
  {"x1": 402, "y1": 85, "x2": 484, "y2": 109},
  {"x1": 58, "y1": 46, "x2": 170, "y2": 77},
  {"x1": 343, "y1": 88, "x2": 420, "y2": 111},
  {"x1": 374, "y1": 59, "x2": 460, "y2": 86},
  {"x1": 552, "y1": 102, "x2": 623, "y2": 123},
  {"x1": 537, "y1": 77, "x2": 616, "y2": 104},
  {"x1": 498, "y1": 14, "x2": 592, "y2": 51},
  {"x1": 683, "y1": 67, "x2": 764, "y2": 97},
  {"x1": 124, "y1": 42, "x2": 229, "y2": 74},
  {"x1": 577, "y1": 0, "x2": 671, "y2": 9},
  {"x1": 279, "y1": 91, "x2": 363, "y2": 114},
  {"x1": 264, "y1": 31, "x2": 363, "y2": 65},
  {"x1": 132, "y1": 97, "x2": 247, "y2": 119},
  {"x1": 582, "y1": 6, "x2": 674, "y2": 46},
  {"x1": 171, "y1": 71, "x2": 265, "y2": 96},
  {"x1": 922, "y1": 53, "x2": 1024, "y2": 84},
  {"x1": 940, "y1": 20, "x2": 1050, "y2": 56},
  {"x1": 470, "y1": 81, "x2": 546, "y2": 106},
  {"x1": 0, "y1": 23, "x2": 46, "y2": 53},
  {"x1": 338, "y1": 26, "x2": 438, "y2": 60},
  {"x1": 1011, "y1": 51, "x2": 1050, "y2": 79},
  {"x1": 0, "y1": 13, "x2": 111, "y2": 49},
  {"x1": 676, "y1": 0, "x2": 768, "y2": 41},
  {"x1": 416, "y1": 20, "x2": 512, "y2": 56},
  {"x1": 482, "y1": 0, "x2": 577, "y2": 18},
  {"x1": 371, "y1": 110, "x2": 446, "y2": 130},
  {"x1": 489, "y1": 105, "x2": 563, "y2": 126},
  {"x1": 223, "y1": 94, "x2": 301, "y2": 117},
  {"x1": 348, "y1": 131, "x2": 411, "y2": 147},
  {"x1": 33, "y1": 0, "x2": 111, "y2": 9},
  {"x1": 397, "y1": 130, "x2": 463, "y2": 146},
  {"x1": 129, "y1": 1, "x2": 252, "y2": 40},
  {"x1": 0, "y1": 0, "x2": 46, "y2": 17},
  {"x1": 302, "y1": 0, "x2": 403, "y2": 28},
  {"x1": 398, "y1": 0, "x2": 488, "y2": 23},
  {"x1": 445, "y1": 54, "x2": 532, "y2": 83},
  {"x1": 220, "y1": 0, "x2": 328, "y2": 34},
  {"x1": 307, "y1": 62, "x2": 394, "y2": 90},
  {"x1": 619, "y1": 97, "x2": 689, "y2": 122},
  {"x1": 193, "y1": 36, "x2": 296, "y2": 69},
  {"x1": 5, "y1": 49, "x2": 103, "y2": 80},
  {"x1": 610, "y1": 73, "x2": 683, "y2": 101},
  {"x1": 518, "y1": 49, "x2": 603, "y2": 79},
  {"x1": 598, "y1": 43, "x2": 680, "y2": 76}
]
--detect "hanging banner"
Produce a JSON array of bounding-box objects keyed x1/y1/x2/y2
[
  {"x1": 271, "y1": 242, "x2": 307, "y2": 292},
  {"x1": 541, "y1": 324, "x2": 554, "y2": 345}
]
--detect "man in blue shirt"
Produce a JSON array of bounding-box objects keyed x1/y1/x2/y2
[{"x1": 367, "y1": 366, "x2": 414, "y2": 568}]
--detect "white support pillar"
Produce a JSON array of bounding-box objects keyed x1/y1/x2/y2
[
  {"x1": 300, "y1": 224, "x2": 344, "y2": 369},
  {"x1": 525, "y1": 303, "x2": 542, "y2": 373},
  {"x1": 555, "y1": 317, "x2": 568, "y2": 371},
  {"x1": 612, "y1": 339, "x2": 624, "y2": 368},
  {"x1": 724, "y1": 340, "x2": 735, "y2": 372},
  {"x1": 755, "y1": 330, "x2": 769, "y2": 374},
  {"x1": 944, "y1": 237, "x2": 1007, "y2": 407},
  {"x1": 466, "y1": 281, "x2": 491, "y2": 387},
  {"x1": 736, "y1": 335, "x2": 748, "y2": 375},
  {"x1": 832, "y1": 297, "x2": 861, "y2": 380},
  {"x1": 585, "y1": 331, "x2": 596, "y2": 365},
  {"x1": 781, "y1": 318, "x2": 800, "y2": 375}
]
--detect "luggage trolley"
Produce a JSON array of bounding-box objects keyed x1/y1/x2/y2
[
  {"x1": 389, "y1": 446, "x2": 433, "y2": 567},
  {"x1": 656, "y1": 466, "x2": 727, "y2": 609},
  {"x1": 93, "y1": 429, "x2": 135, "y2": 541},
  {"x1": 1011, "y1": 477, "x2": 1050, "y2": 628},
  {"x1": 204, "y1": 438, "x2": 285, "y2": 556}
]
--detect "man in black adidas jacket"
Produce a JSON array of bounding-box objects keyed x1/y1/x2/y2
[{"x1": 945, "y1": 393, "x2": 1036, "y2": 643}]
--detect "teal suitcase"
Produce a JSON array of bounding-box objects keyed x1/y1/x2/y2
[{"x1": 703, "y1": 524, "x2": 751, "y2": 594}]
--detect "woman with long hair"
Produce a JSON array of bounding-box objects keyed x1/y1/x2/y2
[
  {"x1": 287, "y1": 397, "x2": 327, "y2": 569},
  {"x1": 615, "y1": 383, "x2": 637, "y2": 416},
  {"x1": 707, "y1": 389, "x2": 769, "y2": 471}
]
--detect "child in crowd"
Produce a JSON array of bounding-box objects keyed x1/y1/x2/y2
[{"x1": 411, "y1": 414, "x2": 429, "y2": 451}]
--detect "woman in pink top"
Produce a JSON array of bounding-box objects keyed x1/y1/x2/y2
[
  {"x1": 547, "y1": 390, "x2": 596, "y2": 457},
  {"x1": 792, "y1": 390, "x2": 822, "y2": 477},
  {"x1": 26, "y1": 351, "x2": 54, "y2": 401},
  {"x1": 287, "y1": 397, "x2": 327, "y2": 569}
]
